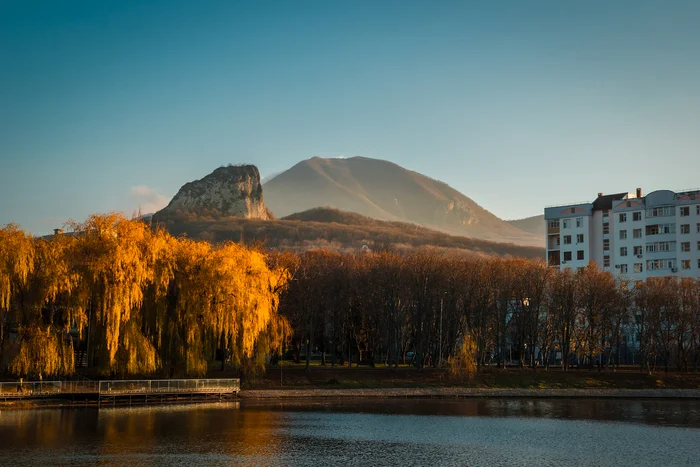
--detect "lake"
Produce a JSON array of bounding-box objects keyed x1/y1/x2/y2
[{"x1": 1, "y1": 399, "x2": 699, "y2": 466}]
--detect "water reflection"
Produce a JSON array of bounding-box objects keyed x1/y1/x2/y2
[
  {"x1": 242, "y1": 398, "x2": 700, "y2": 428},
  {"x1": 0, "y1": 399, "x2": 699, "y2": 466}
]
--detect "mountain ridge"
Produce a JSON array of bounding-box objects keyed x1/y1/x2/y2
[
  {"x1": 263, "y1": 156, "x2": 541, "y2": 246},
  {"x1": 159, "y1": 206, "x2": 544, "y2": 260},
  {"x1": 507, "y1": 214, "x2": 545, "y2": 237}
]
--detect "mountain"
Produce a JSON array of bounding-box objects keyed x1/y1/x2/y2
[
  {"x1": 261, "y1": 171, "x2": 283, "y2": 184},
  {"x1": 282, "y1": 206, "x2": 375, "y2": 225},
  {"x1": 153, "y1": 165, "x2": 272, "y2": 222},
  {"x1": 160, "y1": 207, "x2": 544, "y2": 260},
  {"x1": 507, "y1": 215, "x2": 545, "y2": 237},
  {"x1": 263, "y1": 157, "x2": 541, "y2": 246}
]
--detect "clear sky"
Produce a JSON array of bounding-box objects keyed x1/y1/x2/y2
[{"x1": 1, "y1": 0, "x2": 699, "y2": 234}]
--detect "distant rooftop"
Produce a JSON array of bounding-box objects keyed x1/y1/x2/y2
[
  {"x1": 546, "y1": 187, "x2": 700, "y2": 211},
  {"x1": 591, "y1": 192, "x2": 628, "y2": 211}
]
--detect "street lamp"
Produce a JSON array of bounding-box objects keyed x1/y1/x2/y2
[{"x1": 438, "y1": 291, "x2": 447, "y2": 367}]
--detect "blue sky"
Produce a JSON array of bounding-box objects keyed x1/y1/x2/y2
[{"x1": 1, "y1": 0, "x2": 699, "y2": 234}]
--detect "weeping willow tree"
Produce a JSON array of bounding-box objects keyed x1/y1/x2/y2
[
  {"x1": 448, "y1": 329, "x2": 477, "y2": 380},
  {"x1": 159, "y1": 240, "x2": 291, "y2": 377},
  {"x1": 67, "y1": 213, "x2": 161, "y2": 375},
  {"x1": 0, "y1": 224, "x2": 36, "y2": 373},
  {"x1": 9, "y1": 325, "x2": 75, "y2": 377},
  {"x1": 0, "y1": 214, "x2": 290, "y2": 378},
  {"x1": 0, "y1": 226, "x2": 81, "y2": 377}
]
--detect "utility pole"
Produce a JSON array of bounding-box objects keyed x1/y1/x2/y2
[
  {"x1": 281, "y1": 326, "x2": 284, "y2": 387},
  {"x1": 438, "y1": 296, "x2": 444, "y2": 367}
]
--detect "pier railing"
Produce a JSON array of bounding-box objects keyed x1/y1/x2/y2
[
  {"x1": 0, "y1": 380, "x2": 99, "y2": 396},
  {"x1": 0, "y1": 378, "x2": 238, "y2": 398},
  {"x1": 98, "y1": 379, "x2": 240, "y2": 394}
]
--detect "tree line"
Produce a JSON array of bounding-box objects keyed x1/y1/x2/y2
[
  {"x1": 0, "y1": 214, "x2": 289, "y2": 379},
  {"x1": 274, "y1": 250, "x2": 700, "y2": 373},
  {"x1": 3, "y1": 214, "x2": 700, "y2": 379}
]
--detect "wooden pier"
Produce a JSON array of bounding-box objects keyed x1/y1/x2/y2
[{"x1": 0, "y1": 378, "x2": 239, "y2": 406}]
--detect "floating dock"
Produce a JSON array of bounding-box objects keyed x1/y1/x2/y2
[{"x1": 0, "y1": 378, "x2": 239, "y2": 406}]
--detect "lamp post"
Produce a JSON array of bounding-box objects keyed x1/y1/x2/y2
[
  {"x1": 438, "y1": 296, "x2": 443, "y2": 367},
  {"x1": 438, "y1": 291, "x2": 447, "y2": 368}
]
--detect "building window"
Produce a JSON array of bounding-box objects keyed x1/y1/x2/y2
[
  {"x1": 697, "y1": 223, "x2": 700, "y2": 233},
  {"x1": 562, "y1": 219, "x2": 570, "y2": 229},
  {"x1": 603, "y1": 256, "x2": 610, "y2": 267},
  {"x1": 563, "y1": 235, "x2": 572, "y2": 245},
  {"x1": 646, "y1": 224, "x2": 676, "y2": 235},
  {"x1": 646, "y1": 259, "x2": 676, "y2": 271},
  {"x1": 620, "y1": 264, "x2": 628, "y2": 274},
  {"x1": 646, "y1": 206, "x2": 675, "y2": 218},
  {"x1": 619, "y1": 213, "x2": 627, "y2": 223},
  {"x1": 603, "y1": 223, "x2": 609, "y2": 234},
  {"x1": 603, "y1": 239, "x2": 610, "y2": 251},
  {"x1": 563, "y1": 251, "x2": 572, "y2": 262},
  {"x1": 697, "y1": 241, "x2": 700, "y2": 251},
  {"x1": 620, "y1": 247, "x2": 627, "y2": 257},
  {"x1": 634, "y1": 263, "x2": 643, "y2": 273},
  {"x1": 633, "y1": 228, "x2": 642, "y2": 239},
  {"x1": 633, "y1": 246, "x2": 643, "y2": 256},
  {"x1": 577, "y1": 250, "x2": 584, "y2": 260},
  {"x1": 633, "y1": 211, "x2": 642, "y2": 221},
  {"x1": 681, "y1": 242, "x2": 691, "y2": 252},
  {"x1": 698, "y1": 259, "x2": 700, "y2": 269},
  {"x1": 576, "y1": 217, "x2": 582, "y2": 228},
  {"x1": 681, "y1": 260, "x2": 691, "y2": 270},
  {"x1": 646, "y1": 241, "x2": 676, "y2": 253},
  {"x1": 681, "y1": 224, "x2": 690, "y2": 234},
  {"x1": 603, "y1": 210, "x2": 609, "y2": 217},
  {"x1": 619, "y1": 230, "x2": 627, "y2": 240},
  {"x1": 576, "y1": 234, "x2": 584, "y2": 243},
  {"x1": 680, "y1": 206, "x2": 690, "y2": 217},
  {"x1": 548, "y1": 220, "x2": 560, "y2": 229},
  {"x1": 697, "y1": 205, "x2": 700, "y2": 215}
]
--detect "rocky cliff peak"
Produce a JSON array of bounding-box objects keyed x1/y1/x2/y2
[{"x1": 155, "y1": 165, "x2": 272, "y2": 221}]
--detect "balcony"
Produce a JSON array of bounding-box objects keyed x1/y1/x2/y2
[{"x1": 547, "y1": 251, "x2": 561, "y2": 267}]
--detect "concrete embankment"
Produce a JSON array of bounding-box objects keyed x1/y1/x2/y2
[{"x1": 240, "y1": 387, "x2": 700, "y2": 399}]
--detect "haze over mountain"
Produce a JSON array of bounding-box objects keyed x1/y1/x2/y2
[
  {"x1": 263, "y1": 157, "x2": 541, "y2": 247},
  {"x1": 158, "y1": 206, "x2": 543, "y2": 260},
  {"x1": 507, "y1": 215, "x2": 545, "y2": 237}
]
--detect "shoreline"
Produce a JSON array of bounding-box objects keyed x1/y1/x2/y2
[
  {"x1": 3, "y1": 387, "x2": 700, "y2": 411},
  {"x1": 239, "y1": 387, "x2": 700, "y2": 400}
]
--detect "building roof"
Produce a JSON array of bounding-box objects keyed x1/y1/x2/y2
[{"x1": 591, "y1": 192, "x2": 628, "y2": 211}]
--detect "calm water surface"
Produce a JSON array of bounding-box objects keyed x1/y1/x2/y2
[{"x1": 1, "y1": 399, "x2": 699, "y2": 466}]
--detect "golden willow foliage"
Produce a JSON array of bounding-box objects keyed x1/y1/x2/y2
[
  {"x1": 9, "y1": 326, "x2": 75, "y2": 377},
  {"x1": 0, "y1": 224, "x2": 35, "y2": 311},
  {"x1": 68, "y1": 213, "x2": 159, "y2": 367},
  {"x1": 448, "y1": 330, "x2": 477, "y2": 380},
  {"x1": 0, "y1": 214, "x2": 289, "y2": 378},
  {"x1": 167, "y1": 240, "x2": 290, "y2": 375}
]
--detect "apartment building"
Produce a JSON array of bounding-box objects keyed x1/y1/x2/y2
[{"x1": 544, "y1": 188, "x2": 700, "y2": 280}]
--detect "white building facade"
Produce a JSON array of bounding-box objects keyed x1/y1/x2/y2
[{"x1": 544, "y1": 189, "x2": 700, "y2": 280}]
